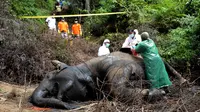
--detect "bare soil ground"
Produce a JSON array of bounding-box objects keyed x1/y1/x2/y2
[
  {"x1": 1, "y1": 80, "x2": 200, "y2": 112},
  {"x1": 0, "y1": 81, "x2": 36, "y2": 112}
]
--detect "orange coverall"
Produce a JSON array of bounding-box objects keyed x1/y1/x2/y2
[
  {"x1": 72, "y1": 23, "x2": 81, "y2": 35},
  {"x1": 58, "y1": 21, "x2": 69, "y2": 33}
]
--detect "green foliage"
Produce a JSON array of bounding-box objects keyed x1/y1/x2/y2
[
  {"x1": 10, "y1": 0, "x2": 55, "y2": 17},
  {"x1": 82, "y1": 0, "x2": 200, "y2": 69},
  {"x1": 185, "y1": 0, "x2": 200, "y2": 16},
  {"x1": 157, "y1": 15, "x2": 200, "y2": 65},
  {"x1": 158, "y1": 28, "x2": 194, "y2": 61},
  {"x1": 140, "y1": 0, "x2": 187, "y2": 33},
  {"x1": 10, "y1": 0, "x2": 36, "y2": 16},
  {"x1": 8, "y1": 0, "x2": 200, "y2": 72},
  {"x1": 83, "y1": 0, "x2": 131, "y2": 36}
]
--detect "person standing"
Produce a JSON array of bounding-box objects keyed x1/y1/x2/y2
[
  {"x1": 98, "y1": 39, "x2": 111, "y2": 56},
  {"x1": 45, "y1": 12, "x2": 57, "y2": 35},
  {"x1": 58, "y1": 18, "x2": 69, "y2": 38},
  {"x1": 122, "y1": 29, "x2": 141, "y2": 48},
  {"x1": 132, "y1": 29, "x2": 142, "y2": 47},
  {"x1": 133, "y1": 32, "x2": 172, "y2": 95},
  {"x1": 55, "y1": 1, "x2": 62, "y2": 15},
  {"x1": 72, "y1": 19, "x2": 82, "y2": 38}
]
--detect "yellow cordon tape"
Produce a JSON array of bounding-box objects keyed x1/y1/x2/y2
[{"x1": 19, "y1": 12, "x2": 126, "y2": 19}]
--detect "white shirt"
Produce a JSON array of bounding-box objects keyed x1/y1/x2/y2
[
  {"x1": 98, "y1": 44, "x2": 110, "y2": 56},
  {"x1": 122, "y1": 33, "x2": 141, "y2": 48},
  {"x1": 46, "y1": 17, "x2": 56, "y2": 30}
]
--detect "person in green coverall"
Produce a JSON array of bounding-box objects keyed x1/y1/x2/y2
[{"x1": 133, "y1": 32, "x2": 172, "y2": 96}]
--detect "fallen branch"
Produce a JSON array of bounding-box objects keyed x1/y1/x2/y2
[
  {"x1": 68, "y1": 103, "x2": 98, "y2": 112},
  {"x1": 163, "y1": 61, "x2": 187, "y2": 85}
]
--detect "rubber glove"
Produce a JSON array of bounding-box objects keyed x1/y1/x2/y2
[
  {"x1": 131, "y1": 45, "x2": 136, "y2": 50},
  {"x1": 67, "y1": 30, "x2": 70, "y2": 34},
  {"x1": 80, "y1": 30, "x2": 82, "y2": 36}
]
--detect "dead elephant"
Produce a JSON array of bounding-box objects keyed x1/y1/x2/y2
[{"x1": 29, "y1": 51, "x2": 185, "y2": 109}]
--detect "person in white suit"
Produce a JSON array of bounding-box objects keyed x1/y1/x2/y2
[
  {"x1": 45, "y1": 13, "x2": 56, "y2": 31},
  {"x1": 122, "y1": 29, "x2": 141, "y2": 48},
  {"x1": 98, "y1": 39, "x2": 110, "y2": 56}
]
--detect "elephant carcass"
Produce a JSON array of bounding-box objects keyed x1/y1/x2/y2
[
  {"x1": 30, "y1": 51, "x2": 147, "y2": 109},
  {"x1": 30, "y1": 64, "x2": 95, "y2": 109}
]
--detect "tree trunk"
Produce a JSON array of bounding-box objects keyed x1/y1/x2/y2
[
  {"x1": 164, "y1": 61, "x2": 187, "y2": 85},
  {"x1": 85, "y1": 0, "x2": 90, "y2": 13}
]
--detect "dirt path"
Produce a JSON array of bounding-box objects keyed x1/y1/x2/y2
[{"x1": 0, "y1": 81, "x2": 37, "y2": 112}]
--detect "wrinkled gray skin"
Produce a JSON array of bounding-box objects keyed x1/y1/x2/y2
[{"x1": 30, "y1": 51, "x2": 147, "y2": 109}]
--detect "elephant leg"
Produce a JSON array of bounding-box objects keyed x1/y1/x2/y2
[
  {"x1": 57, "y1": 80, "x2": 73, "y2": 100},
  {"x1": 107, "y1": 66, "x2": 146, "y2": 103},
  {"x1": 111, "y1": 79, "x2": 146, "y2": 103},
  {"x1": 78, "y1": 76, "x2": 95, "y2": 89}
]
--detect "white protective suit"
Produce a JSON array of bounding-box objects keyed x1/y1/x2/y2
[
  {"x1": 98, "y1": 39, "x2": 110, "y2": 56},
  {"x1": 46, "y1": 17, "x2": 56, "y2": 31},
  {"x1": 122, "y1": 29, "x2": 142, "y2": 48}
]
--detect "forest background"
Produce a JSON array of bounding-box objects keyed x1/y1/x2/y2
[{"x1": 0, "y1": 0, "x2": 199, "y2": 85}]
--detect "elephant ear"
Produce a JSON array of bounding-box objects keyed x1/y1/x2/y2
[{"x1": 52, "y1": 60, "x2": 69, "y2": 70}]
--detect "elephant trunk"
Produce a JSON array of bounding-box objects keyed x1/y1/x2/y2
[
  {"x1": 31, "y1": 96, "x2": 77, "y2": 109},
  {"x1": 30, "y1": 88, "x2": 78, "y2": 109},
  {"x1": 30, "y1": 78, "x2": 78, "y2": 109}
]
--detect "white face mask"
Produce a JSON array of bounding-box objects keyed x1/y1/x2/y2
[{"x1": 129, "y1": 33, "x2": 134, "y2": 39}]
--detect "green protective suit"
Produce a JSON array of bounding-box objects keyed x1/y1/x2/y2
[{"x1": 135, "y1": 39, "x2": 172, "y2": 89}]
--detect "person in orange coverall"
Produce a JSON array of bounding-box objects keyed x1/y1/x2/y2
[
  {"x1": 58, "y1": 18, "x2": 69, "y2": 38},
  {"x1": 72, "y1": 19, "x2": 82, "y2": 38}
]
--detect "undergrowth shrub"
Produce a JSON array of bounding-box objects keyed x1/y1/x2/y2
[
  {"x1": 157, "y1": 15, "x2": 200, "y2": 76},
  {"x1": 65, "y1": 39, "x2": 99, "y2": 65},
  {"x1": 0, "y1": 18, "x2": 49, "y2": 84},
  {"x1": 10, "y1": 0, "x2": 55, "y2": 16},
  {"x1": 0, "y1": 0, "x2": 100, "y2": 85},
  {"x1": 10, "y1": 0, "x2": 55, "y2": 24}
]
